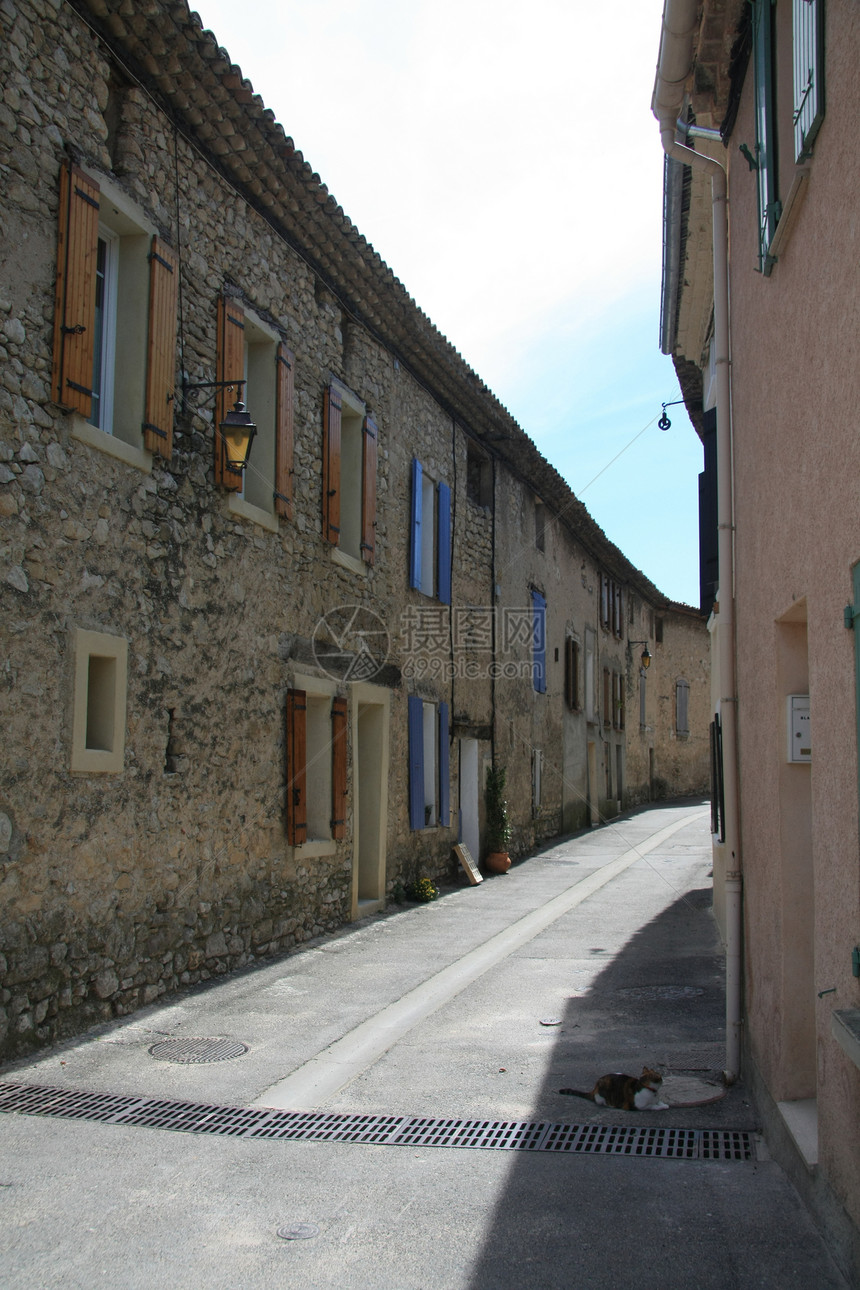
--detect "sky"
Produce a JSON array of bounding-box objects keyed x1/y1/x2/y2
[{"x1": 192, "y1": 0, "x2": 702, "y2": 606}]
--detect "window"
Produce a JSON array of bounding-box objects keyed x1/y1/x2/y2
[
  {"x1": 599, "y1": 572, "x2": 624, "y2": 638},
  {"x1": 640, "y1": 669, "x2": 647, "y2": 728},
  {"x1": 466, "y1": 441, "x2": 492, "y2": 508},
  {"x1": 676, "y1": 679, "x2": 690, "y2": 737},
  {"x1": 534, "y1": 499, "x2": 546, "y2": 552},
  {"x1": 215, "y1": 295, "x2": 294, "y2": 527},
  {"x1": 613, "y1": 672, "x2": 625, "y2": 731},
  {"x1": 564, "y1": 636, "x2": 580, "y2": 711},
  {"x1": 750, "y1": 0, "x2": 825, "y2": 274},
  {"x1": 52, "y1": 161, "x2": 177, "y2": 461},
  {"x1": 603, "y1": 668, "x2": 612, "y2": 729},
  {"x1": 322, "y1": 383, "x2": 377, "y2": 566},
  {"x1": 70, "y1": 628, "x2": 128, "y2": 774},
  {"x1": 410, "y1": 459, "x2": 451, "y2": 602},
  {"x1": 285, "y1": 687, "x2": 348, "y2": 846},
  {"x1": 531, "y1": 589, "x2": 547, "y2": 694},
  {"x1": 407, "y1": 696, "x2": 450, "y2": 829}
]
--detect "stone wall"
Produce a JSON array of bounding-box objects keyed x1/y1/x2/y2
[{"x1": 0, "y1": 0, "x2": 709, "y2": 1061}]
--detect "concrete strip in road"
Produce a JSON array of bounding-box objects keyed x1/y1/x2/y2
[{"x1": 255, "y1": 807, "x2": 710, "y2": 1109}]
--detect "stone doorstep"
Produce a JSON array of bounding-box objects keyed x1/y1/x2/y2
[{"x1": 777, "y1": 1097, "x2": 819, "y2": 1167}]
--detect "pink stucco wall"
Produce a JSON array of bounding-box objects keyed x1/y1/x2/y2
[{"x1": 727, "y1": 0, "x2": 860, "y2": 1227}]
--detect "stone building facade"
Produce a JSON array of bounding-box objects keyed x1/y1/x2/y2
[{"x1": 0, "y1": 0, "x2": 708, "y2": 1060}]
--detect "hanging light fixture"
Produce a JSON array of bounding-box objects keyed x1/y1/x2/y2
[
  {"x1": 218, "y1": 398, "x2": 256, "y2": 475},
  {"x1": 629, "y1": 640, "x2": 652, "y2": 669},
  {"x1": 181, "y1": 377, "x2": 257, "y2": 476}
]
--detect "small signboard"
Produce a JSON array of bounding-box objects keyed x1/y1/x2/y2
[{"x1": 454, "y1": 843, "x2": 482, "y2": 885}]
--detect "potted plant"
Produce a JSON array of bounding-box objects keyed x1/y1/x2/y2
[{"x1": 485, "y1": 764, "x2": 512, "y2": 873}]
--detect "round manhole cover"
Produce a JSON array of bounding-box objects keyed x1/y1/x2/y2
[
  {"x1": 277, "y1": 1223, "x2": 320, "y2": 1241},
  {"x1": 148, "y1": 1037, "x2": 249, "y2": 1064},
  {"x1": 617, "y1": 985, "x2": 704, "y2": 1001}
]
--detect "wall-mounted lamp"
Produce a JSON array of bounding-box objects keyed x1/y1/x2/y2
[
  {"x1": 657, "y1": 398, "x2": 686, "y2": 432},
  {"x1": 629, "y1": 640, "x2": 652, "y2": 670},
  {"x1": 182, "y1": 378, "x2": 257, "y2": 476}
]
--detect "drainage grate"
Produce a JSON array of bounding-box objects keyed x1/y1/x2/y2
[
  {"x1": 148, "y1": 1037, "x2": 249, "y2": 1064},
  {"x1": 617, "y1": 986, "x2": 705, "y2": 1001},
  {"x1": 0, "y1": 1082, "x2": 756, "y2": 1161}
]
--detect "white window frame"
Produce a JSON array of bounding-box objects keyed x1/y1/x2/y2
[{"x1": 90, "y1": 227, "x2": 118, "y2": 435}]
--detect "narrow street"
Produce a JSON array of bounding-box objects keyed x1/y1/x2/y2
[{"x1": 0, "y1": 802, "x2": 847, "y2": 1289}]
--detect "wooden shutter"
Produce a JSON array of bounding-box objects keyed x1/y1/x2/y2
[
  {"x1": 793, "y1": 0, "x2": 824, "y2": 162},
  {"x1": 531, "y1": 589, "x2": 547, "y2": 694},
  {"x1": 286, "y1": 689, "x2": 307, "y2": 846},
  {"x1": 361, "y1": 415, "x2": 378, "y2": 563},
  {"x1": 603, "y1": 669, "x2": 612, "y2": 728},
  {"x1": 143, "y1": 236, "x2": 178, "y2": 458},
  {"x1": 408, "y1": 694, "x2": 424, "y2": 830},
  {"x1": 274, "y1": 343, "x2": 294, "y2": 518},
  {"x1": 438, "y1": 701, "x2": 450, "y2": 828},
  {"x1": 52, "y1": 161, "x2": 100, "y2": 416},
  {"x1": 410, "y1": 459, "x2": 423, "y2": 589},
  {"x1": 331, "y1": 695, "x2": 348, "y2": 840},
  {"x1": 437, "y1": 481, "x2": 451, "y2": 605},
  {"x1": 676, "y1": 680, "x2": 690, "y2": 736},
  {"x1": 600, "y1": 573, "x2": 610, "y2": 630},
  {"x1": 215, "y1": 295, "x2": 245, "y2": 490},
  {"x1": 322, "y1": 385, "x2": 342, "y2": 544}
]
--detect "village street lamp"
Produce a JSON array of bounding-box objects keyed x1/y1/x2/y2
[
  {"x1": 629, "y1": 641, "x2": 652, "y2": 670},
  {"x1": 182, "y1": 378, "x2": 257, "y2": 476}
]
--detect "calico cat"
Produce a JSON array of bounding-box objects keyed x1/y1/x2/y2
[{"x1": 558, "y1": 1065, "x2": 668, "y2": 1111}]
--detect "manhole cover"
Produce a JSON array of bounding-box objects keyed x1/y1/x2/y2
[
  {"x1": 277, "y1": 1223, "x2": 320, "y2": 1241},
  {"x1": 539, "y1": 1018, "x2": 562, "y2": 1027},
  {"x1": 662, "y1": 1075, "x2": 727, "y2": 1107},
  {"x1": 617, "y1": 986, "x2": 704, "y2": 1001},
  {"x1": 148, "y1": 1037, "x2": 249, "y2": 1064}
]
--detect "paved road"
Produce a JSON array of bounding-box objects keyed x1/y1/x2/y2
[{"x1": 0, "y1": 801, "x2": 848, "y2": 1288}]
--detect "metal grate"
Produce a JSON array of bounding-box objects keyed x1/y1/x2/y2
[
  {"x1": 0, "y1": 1082, "x2": 756, "y2": 1161},
  {"x1": 148, "y1": 1037, "x2": 249, "y2": 1064}
]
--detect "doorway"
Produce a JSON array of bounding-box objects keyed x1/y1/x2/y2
[
  {"x1": 351, "y1": 683, "x2": 390, "y2": 918},
  {"x1": 460, "y1": 738, "x2": 480, "y2": 863}
]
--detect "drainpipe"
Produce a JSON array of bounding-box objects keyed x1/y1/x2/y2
[{"x1": 652, "y1": 0, "x2": 743, "y2": 1083}]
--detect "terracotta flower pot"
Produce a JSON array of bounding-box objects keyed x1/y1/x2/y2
[{"x1": 485, "y1": 851, "x2": 511, "y2": 874}]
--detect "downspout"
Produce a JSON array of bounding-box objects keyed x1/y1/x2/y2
[{"x1": 652, "y1": 0, "x2": 743, "y2": 1083}]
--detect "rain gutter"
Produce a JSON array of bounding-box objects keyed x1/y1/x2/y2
[{"x1": 652, "y1": 0, "x2": 743, "y2": 1083}]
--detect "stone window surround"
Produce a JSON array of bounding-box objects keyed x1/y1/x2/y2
[
  {"x1": 70, "y1": 627, "x2": 129, "y2": 774},
  {"x1": 67, "y1": 171, "x2": 156, "y2": 474}
]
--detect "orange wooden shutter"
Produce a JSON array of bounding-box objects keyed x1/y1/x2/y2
[
  {"x1": 286, "y1": 689, "x2": 307, "y2": 846},
  {"x1": 52, "y1": 161, "x2": 100, "y2": 416},
  {"x1": 322, "y1": 385, "x2": 341, "y2": 544},
  {"x1": 215, "y1": 295, "x2": 245, "y2": 490},
  {"x1": 361, "y1": 415, "x2": 378, "y2": 564},
  {"x1": 143, "y1": 236, "x2": 179, "y2": 458},
  {"x1": 274, "y1": 343, "x2": 294, "y2": 518},
  {"x1": 331, "y1": 695, "x2": 348, "y2": 840}
]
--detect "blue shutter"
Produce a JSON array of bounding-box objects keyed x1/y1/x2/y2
[
  {"x1": 438, "y1": 701, "x2": 450, "y2": 827},
  {"x1": 410, "y1": 459, "x2": 423, "y2": 589},
  {"x1": 532, "y1": 590, "x2": 547, "y2": 694},
  {"x1": 793, "y1": 0, "x2": 824, "y2": 162},
  {"x1": 408, "y1": 694, "x2": 424, "y2": 830},
  {"x1": 437, "y1": 481, "x2": 451, "y2": 605}
]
